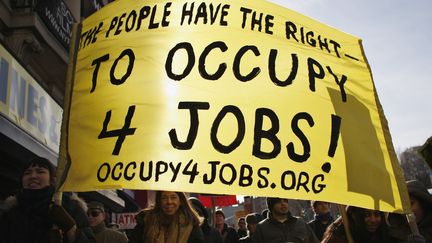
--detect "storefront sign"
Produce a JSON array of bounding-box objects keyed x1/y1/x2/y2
[
  {"x1": 116, "y1": 212, "x2": 137, "y2": 230},
  {"x1": 0, "y1": 43, "x2": 62, "y2": 153},
  {"x1": 35, "y1": 0, "x2": 75, "y2": 50}
]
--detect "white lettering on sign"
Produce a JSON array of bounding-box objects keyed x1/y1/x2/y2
[{"x1": 116, "y1": 213, "x2": 137, "y2": 230}]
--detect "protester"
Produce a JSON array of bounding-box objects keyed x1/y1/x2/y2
[
  {"x1": 0, "y1": 156, "x2": 95, "y2": 243},
  {"x1": 324, "y1": 205, "x2": 430, "y2": 243},
  {"x1": 87, "y1": 201, "x2": 128, "y2": 243},
  {"x1": 407, "y1": 180, "x2": 432, "y2": 242},
  {"x1": 189, "y1": 197, "x2": 223, "y2": 243},
  {"x1": 129, "y1": 191, "x2": 204, "y2": 243},
  {"x1": 215, "y1": 209, "x2": 239, "y2": 243},
  {"x1": 252, "y1": 197, "x2": 319, "y2": 243},
  {"x1": 237, "y1": 217, "x2": 247, "y2": 238},
  {"x1": 239, "y1": 213, "x2": 260, "y2": 243},
  {"x1": 308, "y1": 201, "x2": 334, "y2": 240}
]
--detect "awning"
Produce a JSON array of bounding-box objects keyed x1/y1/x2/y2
[
  {"x1": 117, "y1": 189, "x2": 141, "y2": 212},
  {"x1": 79, "y1": 190, "x2": 125, "y2": 213},
  {"x1": 198, "y1": 194, "x2": 238, "y2": 208}
]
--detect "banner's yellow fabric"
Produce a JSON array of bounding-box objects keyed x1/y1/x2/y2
[{"x1": 62, "y1": 0, "x2": 410, "y2": 212}]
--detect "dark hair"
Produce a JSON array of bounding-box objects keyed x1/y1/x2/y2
[
  {"x1": 188, "y1": 197, "x2": 211, "y2": 233},
  {"x1": 22, "y1": 156, "x2": 56, "y2": 186},
  {"x1": 154, "y1": 191, "x2": 201, "y2": 227},
  {"x1": 349, "y1": 207, "x2": 388, "y2": 242},
  {"x1": 189, "y1": 197, "x2": 208, "y2": 219},
  {"x1": 245, "y1": 213, "x2": 259, "y2": 224}
]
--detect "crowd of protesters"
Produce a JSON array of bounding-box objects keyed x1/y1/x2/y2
[{"x1": 0, "y1": 156, "x2": 432, "y2": 243}]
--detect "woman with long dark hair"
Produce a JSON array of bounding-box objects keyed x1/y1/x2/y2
[
  {"x1": 129, "y1": 191, "x2": 204, "y2": 243},
  {"x1": 322, "y1": 206, "x2": 392, "y2": 243}
]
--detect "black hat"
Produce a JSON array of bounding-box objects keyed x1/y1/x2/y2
[
  {"x1": 189, "y1": 197, "x2": 208, "y2": 219},
  {"x1": 88, "y1": 201, "x2": 105, "y2": 212},
  {"x1": 406, "y1": 180, "x2": 432, "y2": 205},
  {"x1": 245, "y1": 213, "x2": 259, "y2": 224},
  {"x1": 266, "y1": 197, "x2": 281, "y2": 212}
]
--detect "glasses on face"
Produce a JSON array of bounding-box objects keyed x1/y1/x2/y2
[{"x1": 87, "y1": 210, "x2": 102, "y2": 217}]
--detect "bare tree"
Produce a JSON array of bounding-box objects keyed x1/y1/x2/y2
[{"x1": 400, "y1": 146, "x2": 432, "y2": 188}]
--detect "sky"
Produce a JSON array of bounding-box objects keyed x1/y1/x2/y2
[{"x1": 266, "y1": 0, "x2": 432, "y2": 154}]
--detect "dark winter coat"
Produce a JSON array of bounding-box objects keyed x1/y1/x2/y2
[
  {"x1": 252, "y1": 214, "x2": 319, "y2": 243},
  {"x1": 418, "y1": 212, "x2": 432, "y2": 243},
  {"x1": 308, "y1": 214, "x2": 334, "y2": 240},
  {"x1": 219, "y1": 223, "x2": 239, "y2": 243},
  {"x1": 202, "y1": 224, "x2": 224, "y2": 243},
  {"x1": 0, "y1": 187, "x2": 95, "y2": 243}
]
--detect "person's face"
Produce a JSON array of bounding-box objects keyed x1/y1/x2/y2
[
  {"x1": 215, "y1": 213, "x2": 225, "y2": 225},
  {"x1": 160, "y1": 191, "x2": 181, "y2": 216},
  {"x1": 238, "y1": 219, "x2": 246, "y2": 229},
  {"x1": 364, "y1": 210, "x2": 382, "y2": 232},
  {"x1": 314, "y1": 201, "x2": 330, "y2": 215},
  {"x1": 87, "y1": 209, "x2": 105, "y2": 227},
  {"x1": 247, "y1": 223, "x2": 257, "y2": 234},
  {"x1": 272, "y1": 199, "x2": 289, "y2": 215},
  {"x1": 22, "y1": 165, "x2": 50, "y2": 189},
  {"x1": 410, "y1": 196, "x2": 424, "y2": 223}
]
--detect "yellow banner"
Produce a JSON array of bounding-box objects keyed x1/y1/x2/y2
[{"x1": 62, "y1": 0, "x2": 410, "y2": 213}]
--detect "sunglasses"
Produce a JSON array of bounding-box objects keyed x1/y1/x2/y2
[{"x1": 87, "y1": 210, "x2": 102, "y2": 217}]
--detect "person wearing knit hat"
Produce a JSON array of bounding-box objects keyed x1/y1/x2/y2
[
  {"x1": 215, "y1": 209, "x2": 239, "y2": 243},
  {"x1": 253, "y1": 197, "x2": 319, "y2": 242},
  {"x1": 406, "y1": 180, "x2": 432, "y2": 242}
]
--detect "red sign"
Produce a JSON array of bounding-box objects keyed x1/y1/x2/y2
[
  {"x1": 116, "y1": 213, "x2": 137, "y2": 230},
  {"x1": 198, "y1": 195, "x2": 237, "y2": 207}
]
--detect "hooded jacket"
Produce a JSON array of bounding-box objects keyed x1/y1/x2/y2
[{"x1": 407, "y1": 180, "x2": 432, "y2": 242}]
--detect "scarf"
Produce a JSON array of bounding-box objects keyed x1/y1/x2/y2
[
  {"x1": 17, "y1": 186, "x2": 55, "y2": 242},
  {"x1": 315, "y1": 212, "x2": 333, "y2": 223},
  {"x1": 143, "y1": 210, "x2": 193, "y2": 243}
]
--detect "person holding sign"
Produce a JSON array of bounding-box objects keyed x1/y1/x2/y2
[
  {"x1": 129, "y1": 191, "x2": 204, "y2": 243},
  {"x1": 322, "y1": 206, "x2": 426, "y2": 243},
  {"x1": 252, "y1": 197, "x2": 319, "y2": 243},
  {"x1": 322, "y1": 206, "x2": 389, "y2": 243},
  {"x1": 0, "y1": 157, "x2": 96, "y2": 243}
]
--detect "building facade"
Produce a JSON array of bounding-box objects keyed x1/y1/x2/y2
[{"x1": 0, "y1": 0, "x2": 140, "y2": 214}]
